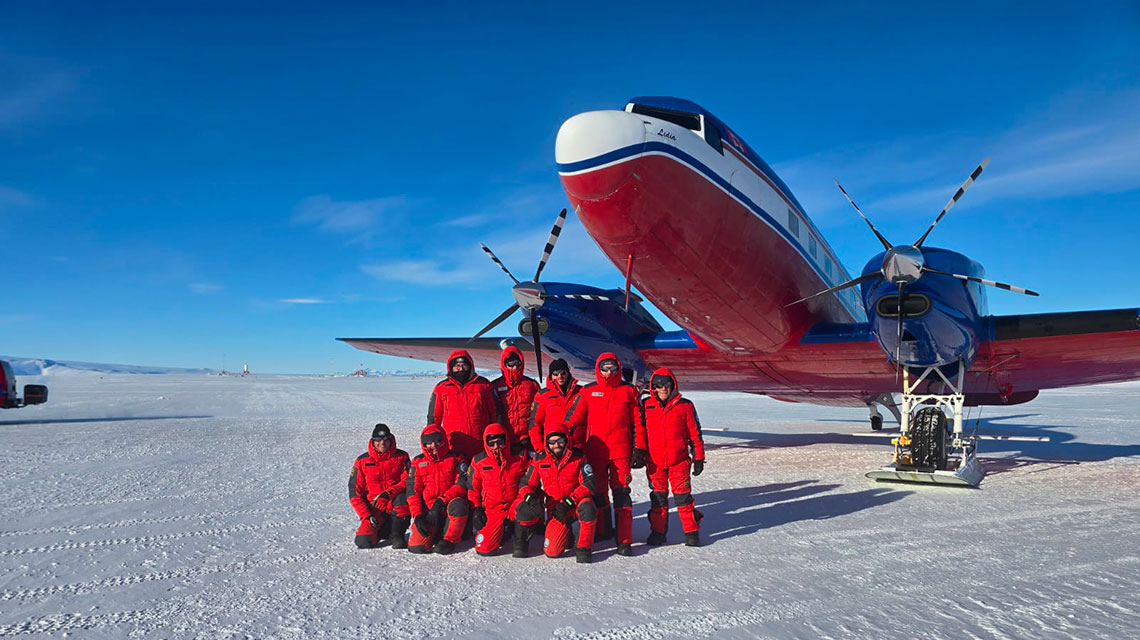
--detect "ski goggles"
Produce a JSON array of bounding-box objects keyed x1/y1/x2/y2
[
  {"x1": 651, "y1": 377, "x2": 674, "y2": 389},
  {"x1": 598, "y1": 360, "x2": 619, "y2": 372},
  {"x1": 420, "y1": 431, "x2": 445, "y2": 446},
  {"x1": 504, "y1": 358, "x2": 523, "y2": 368}
]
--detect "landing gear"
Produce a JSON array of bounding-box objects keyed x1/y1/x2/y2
[{"x1": 866, "y1": 359, "x2": 984, "y2": 487}]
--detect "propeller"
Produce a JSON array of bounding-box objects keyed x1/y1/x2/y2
[
  {"x1": 789, "y1": 158, "x2": 1039, "y2": 366},
  {"x1": 467, "y1": 208, "x2": 570, "y2": 380}
]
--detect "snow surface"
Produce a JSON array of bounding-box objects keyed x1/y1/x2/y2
[{"x1": 1, "y1": 374, "x2": 1138, "y2": 639}]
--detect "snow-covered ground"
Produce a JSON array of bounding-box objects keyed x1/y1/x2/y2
[{"x1": 1, "y1": 374, "x2": 1138, "y2": 639}]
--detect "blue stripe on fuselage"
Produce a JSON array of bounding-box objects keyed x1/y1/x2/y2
[{"x1": 558, "y1": 142, "x2": 864, "y2": 322}]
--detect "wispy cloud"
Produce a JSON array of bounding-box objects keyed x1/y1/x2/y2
[
  {"x1": 279, "y1": 298, "x2": 331, "y2": 304},
  {"x1": 774, "y1": 88, "x2": 1140, "y2": 226},
  {"x1": 189, "y1": 282, "x2": 222, "y2": 294},
  {"x1": 361, "y1": 260, "x2": 482, "y2": 286},
  {"x1": 292, "y1": 195, "x2": 410, "y2": 241}
]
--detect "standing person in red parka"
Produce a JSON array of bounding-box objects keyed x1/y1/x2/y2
[
  {"x1": 490, "y1": 346, "x2": 541, "y2": 452},
  {"x1": 566, "y1": 352, "x2": 646, "y2": 556},
  {"x1": 528, "y1": 358, "x2": 587, "y2": 452},
  {"x1": 642, "y1": 369, "x2": 707, "y2": 547},
  {"x1": 427, "y1": 350, "x2": 502, "y2": 461},
  {"x1": 406, "y1": 425, "x2": 470, "y2": 555},
  {"x1": 468, "y1": 423, "x2": 530, "y2": 556},
  {"x1": 349, "y1": 423, "x2": 411, "y2": 549},
  {"x1": 514, "y1": 422, "x2": 598, "y2": 563}
]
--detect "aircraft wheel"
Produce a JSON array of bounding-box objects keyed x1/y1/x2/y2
[
  {"x1": 911, "y1": 407, "x2": 948, "y2": 470},
  {"x1": 870, "y1": 415, "x2": 883, "y2": 431}
]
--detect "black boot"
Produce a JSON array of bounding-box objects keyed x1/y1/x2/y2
[
  {"x1": 389, "y1": 516, "x2": 409, "y2": 550},
  {"x1": 435, "y1": 539, "x2": 456, "y2": 555},
  {"x1": 596, "y1": 496, "x2": 614, "y2": 541},
  {"x1": 354, "y1": 534, "x2": 374, "y2": 549},
  {"x1": 685, "y1": 531, "x2": 701, "y2": 547},
  {"x1": 616, "y1": 542, "x2": 633, "y2": 556},
  {"x1": 646, "y1": 531, "x2": 667, "y2": 546},
  {"x1": 575, "y1": 547, "x2": 593, "y2": 564},
  {"x1": 512, "y1": 522, "x2": 529, "y2": 558}
]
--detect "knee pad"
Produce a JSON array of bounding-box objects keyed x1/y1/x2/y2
[
  {"x1": 613, "y1": 487, "x2": 633, "y2": 509},
  {"x1": 577, "y1": 499, "x2": 597, "y2": 522},
  {"x1": 649, "y1": 491, "x2": 669, "y2": 509},
  {"x1": 516, "y1": 499, "x2": 543, "y2": 523},
  {"x1": 447, "y1": 497, "x2": 469, "y2": 517},
  {"x1": 674, "y1": 492, "x2": 694, "y2": 506}
]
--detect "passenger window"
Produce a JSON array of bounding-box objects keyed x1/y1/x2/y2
[
  {"x1": 824, "y1": 257, "x2": 833, "y2": 275},
  {"x1": 787, "y1": 209, "x2": 799, "y2": 237},
  {"x1": 809, "y1": 235, "x2": 817, "y2": 258}
]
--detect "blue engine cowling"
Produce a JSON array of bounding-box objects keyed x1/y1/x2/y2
[{"x1": 860, "y1": 247, "x2": 989, "y2": 375}]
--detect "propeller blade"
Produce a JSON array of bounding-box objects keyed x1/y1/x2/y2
[
  {"x1": 528, "y1": 309, "x2": 544, "y2": 380},
  {"x1": 533, "y1": 208, "x2": 568, "y2": 282},
  {"x1": 914, "y1": 157, "x2": 990, "y2": 247},
  {"x1": 786, "y1": 270, "x2": 884, "y2": 307},
  {"x1": 467, "y1": 303, "x2": 520, "y2": 342},
  {"x1": 921, "y1": 267, "x2": 1039, "y2": 296},
  {"x1": 834, "y1": 180, "x2": 893, "y2": 251},
  {"x1": 480, "y1": 243, "x2": 520, "y2": 284},
  {"x1": 896, "y1": 281, "x2": 905, "y2": 376}
]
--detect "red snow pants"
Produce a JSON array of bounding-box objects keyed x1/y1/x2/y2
[
  {"x1": 646, "y1": 460, "x2": 700, "y2": 534},
  {"x1": 588, "y1": 453, "x2": 634, "y2": 544},
  {"x1": 474, "y1": 504, "x2": 516, "y2": 555}
]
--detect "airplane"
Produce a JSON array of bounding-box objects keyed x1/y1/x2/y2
[{"x1": 339, "y1": 96, "x2": 1140, "y2": 487}]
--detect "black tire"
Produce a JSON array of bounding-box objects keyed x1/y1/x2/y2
[
  {"x1": 910, "y1": 407, "x2": 948, "y2": 470},
  {"x1": 870, "y1": 415, "x2": 883, "y2": 431}
]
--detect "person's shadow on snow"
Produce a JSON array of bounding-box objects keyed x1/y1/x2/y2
[{"x1": 629, "y1": 480, "x2": 912, "y2": 548}]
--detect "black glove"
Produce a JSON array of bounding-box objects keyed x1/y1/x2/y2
[
  {"x1": 693, "y1": 459, "x2": 705, "y2": 476},
  {"x1": 428, "y1": 499, "x2": 446, "y2": 524},
  {"x1": 552, "y1": 497, "x2": 575, "y2": 523},
  {"x1": 472, "y1": 506, "x2": 488, "y2": 532},
  {"x1": 414, "y1": 514, "x2": 431, "y2": 537},
  {"x1": 368, "y1": 516, "x2": 380, "y2": 531},
  {"x1": 631, "y1": 448, "x2": 647, "y2": 469}
]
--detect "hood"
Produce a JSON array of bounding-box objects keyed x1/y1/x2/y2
[
  {"x1": 447, "y1": 349, "x2": 475, "y2": 384},
  {"x1": 367, "y1": 433, "x2": 399, "y2": 459},
  {"x1": 594, "y1": 352, "x2": 622, "y2": 388},
  {"x1": 543, "y1": 421, "x2": 571, "y2": 462},
  {"x1": 481, "y1": 422, "x2": 512, "y2": 461},
  {"x1": 500, "y1": 346, "x2": 525, "y2": 386},
  {"x1": 650, "y1": 367, "x2": 680, "y2": 403},
  {"x1": 419, "y1": 424, "x2": 451, "y2": 459}
]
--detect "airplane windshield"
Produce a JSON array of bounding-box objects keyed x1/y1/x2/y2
[{"x1": 629, "y1": 104, "x2": 701, "y2": 131}]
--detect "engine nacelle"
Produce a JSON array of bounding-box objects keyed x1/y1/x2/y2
[{"x1": 861, "y1": 247, "x2": 988, "y2": 374}]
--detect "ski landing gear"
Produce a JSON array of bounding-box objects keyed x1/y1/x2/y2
[{"x1": 866, "y1": 360, "x2": 985, "y2": 487}]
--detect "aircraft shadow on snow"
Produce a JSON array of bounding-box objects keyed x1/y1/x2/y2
[
  {"x1": 0, "y1": 415, "x2": 212, "y2": 426},
  {"x1": 708, "y1": 413, "x2": 1140, "y2": 474}
]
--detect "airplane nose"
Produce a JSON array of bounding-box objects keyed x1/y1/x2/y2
[{"x1": 556, "y1": 110, "x2": 646, "y2": 200}]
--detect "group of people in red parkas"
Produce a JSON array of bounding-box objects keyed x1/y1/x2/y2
[{"x1": 348, "y1": 347, "x2": 706, "y2": 563}]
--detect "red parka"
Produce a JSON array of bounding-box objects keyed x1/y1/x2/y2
[
  {"x1": 349, "y1": 437, "x2": 410, "y2": 521},
  {"x1": 468, "y1": 422, "x2": 530, "y2": 511},
  {"x1": 489, "y1": 346, "x2": 541, "y2": 448},
  {"x1": 642, "y1": 368, "x2": 706, "y2": 467},
  {"x1": 516, "y1": 423, "x2": 596, "y2": 508},
  {"x1": 528, "y1": 373, "x2": 586, "y2": 450},
  {"x1": 406, "y1": 425, "x2": 468, "y2": 518},
  {"x1": 428, "y1": 349, "x2": 502, "y2": 460},
  {"x1": 567, "y1": 352, "x2": 646, "y2": 463}
]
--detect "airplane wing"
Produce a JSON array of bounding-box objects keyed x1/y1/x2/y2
[{"x1": 337, "y1": 337, "x2": 562, "y2": 378}]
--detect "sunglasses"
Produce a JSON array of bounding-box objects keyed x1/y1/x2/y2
[
  {"x1": 504, "y1": 360, "x2": 522, "y2": 368},
  {"x1": 546, "y1": 436, "x2": 567, "y2": 446},
  {"x1": 651, "y1": 380, "x2": 674, "y2": 389},
  {"x1": 599, "y1": 364, "x2": 619, "y2": 373},
  {"x1": 485, "y1": 436, "x2": 507, "y2": 447}
]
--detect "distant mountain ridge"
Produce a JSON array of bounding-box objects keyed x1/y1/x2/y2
[{"x1": 1, "y1": 356, "x2": 216, "y2": 376}]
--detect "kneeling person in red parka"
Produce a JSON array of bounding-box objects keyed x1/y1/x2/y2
[
  {"x1": 406, "y1": 425, "x2": 470, "y2": 555},
  {"x1": 468, "y1": 423, "x2": 530, "y2": 556},
  {"x1": 641, "y1": 369, "x2": 706, "y2": 547},
  {"x1": 513, "y1": 423, "x2": 598, "y2": 563},
  {"x1": 349, "y1": 423, "x2": 411, "y2": 549}
]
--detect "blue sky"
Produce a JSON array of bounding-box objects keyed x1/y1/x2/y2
[{"x1": 3, "y1": 2, "x2": 1138, "y2": 374}]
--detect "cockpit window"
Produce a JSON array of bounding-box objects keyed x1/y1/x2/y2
[{"x1": 628, "y1": 104, "x2": 701, "y2": 131}]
